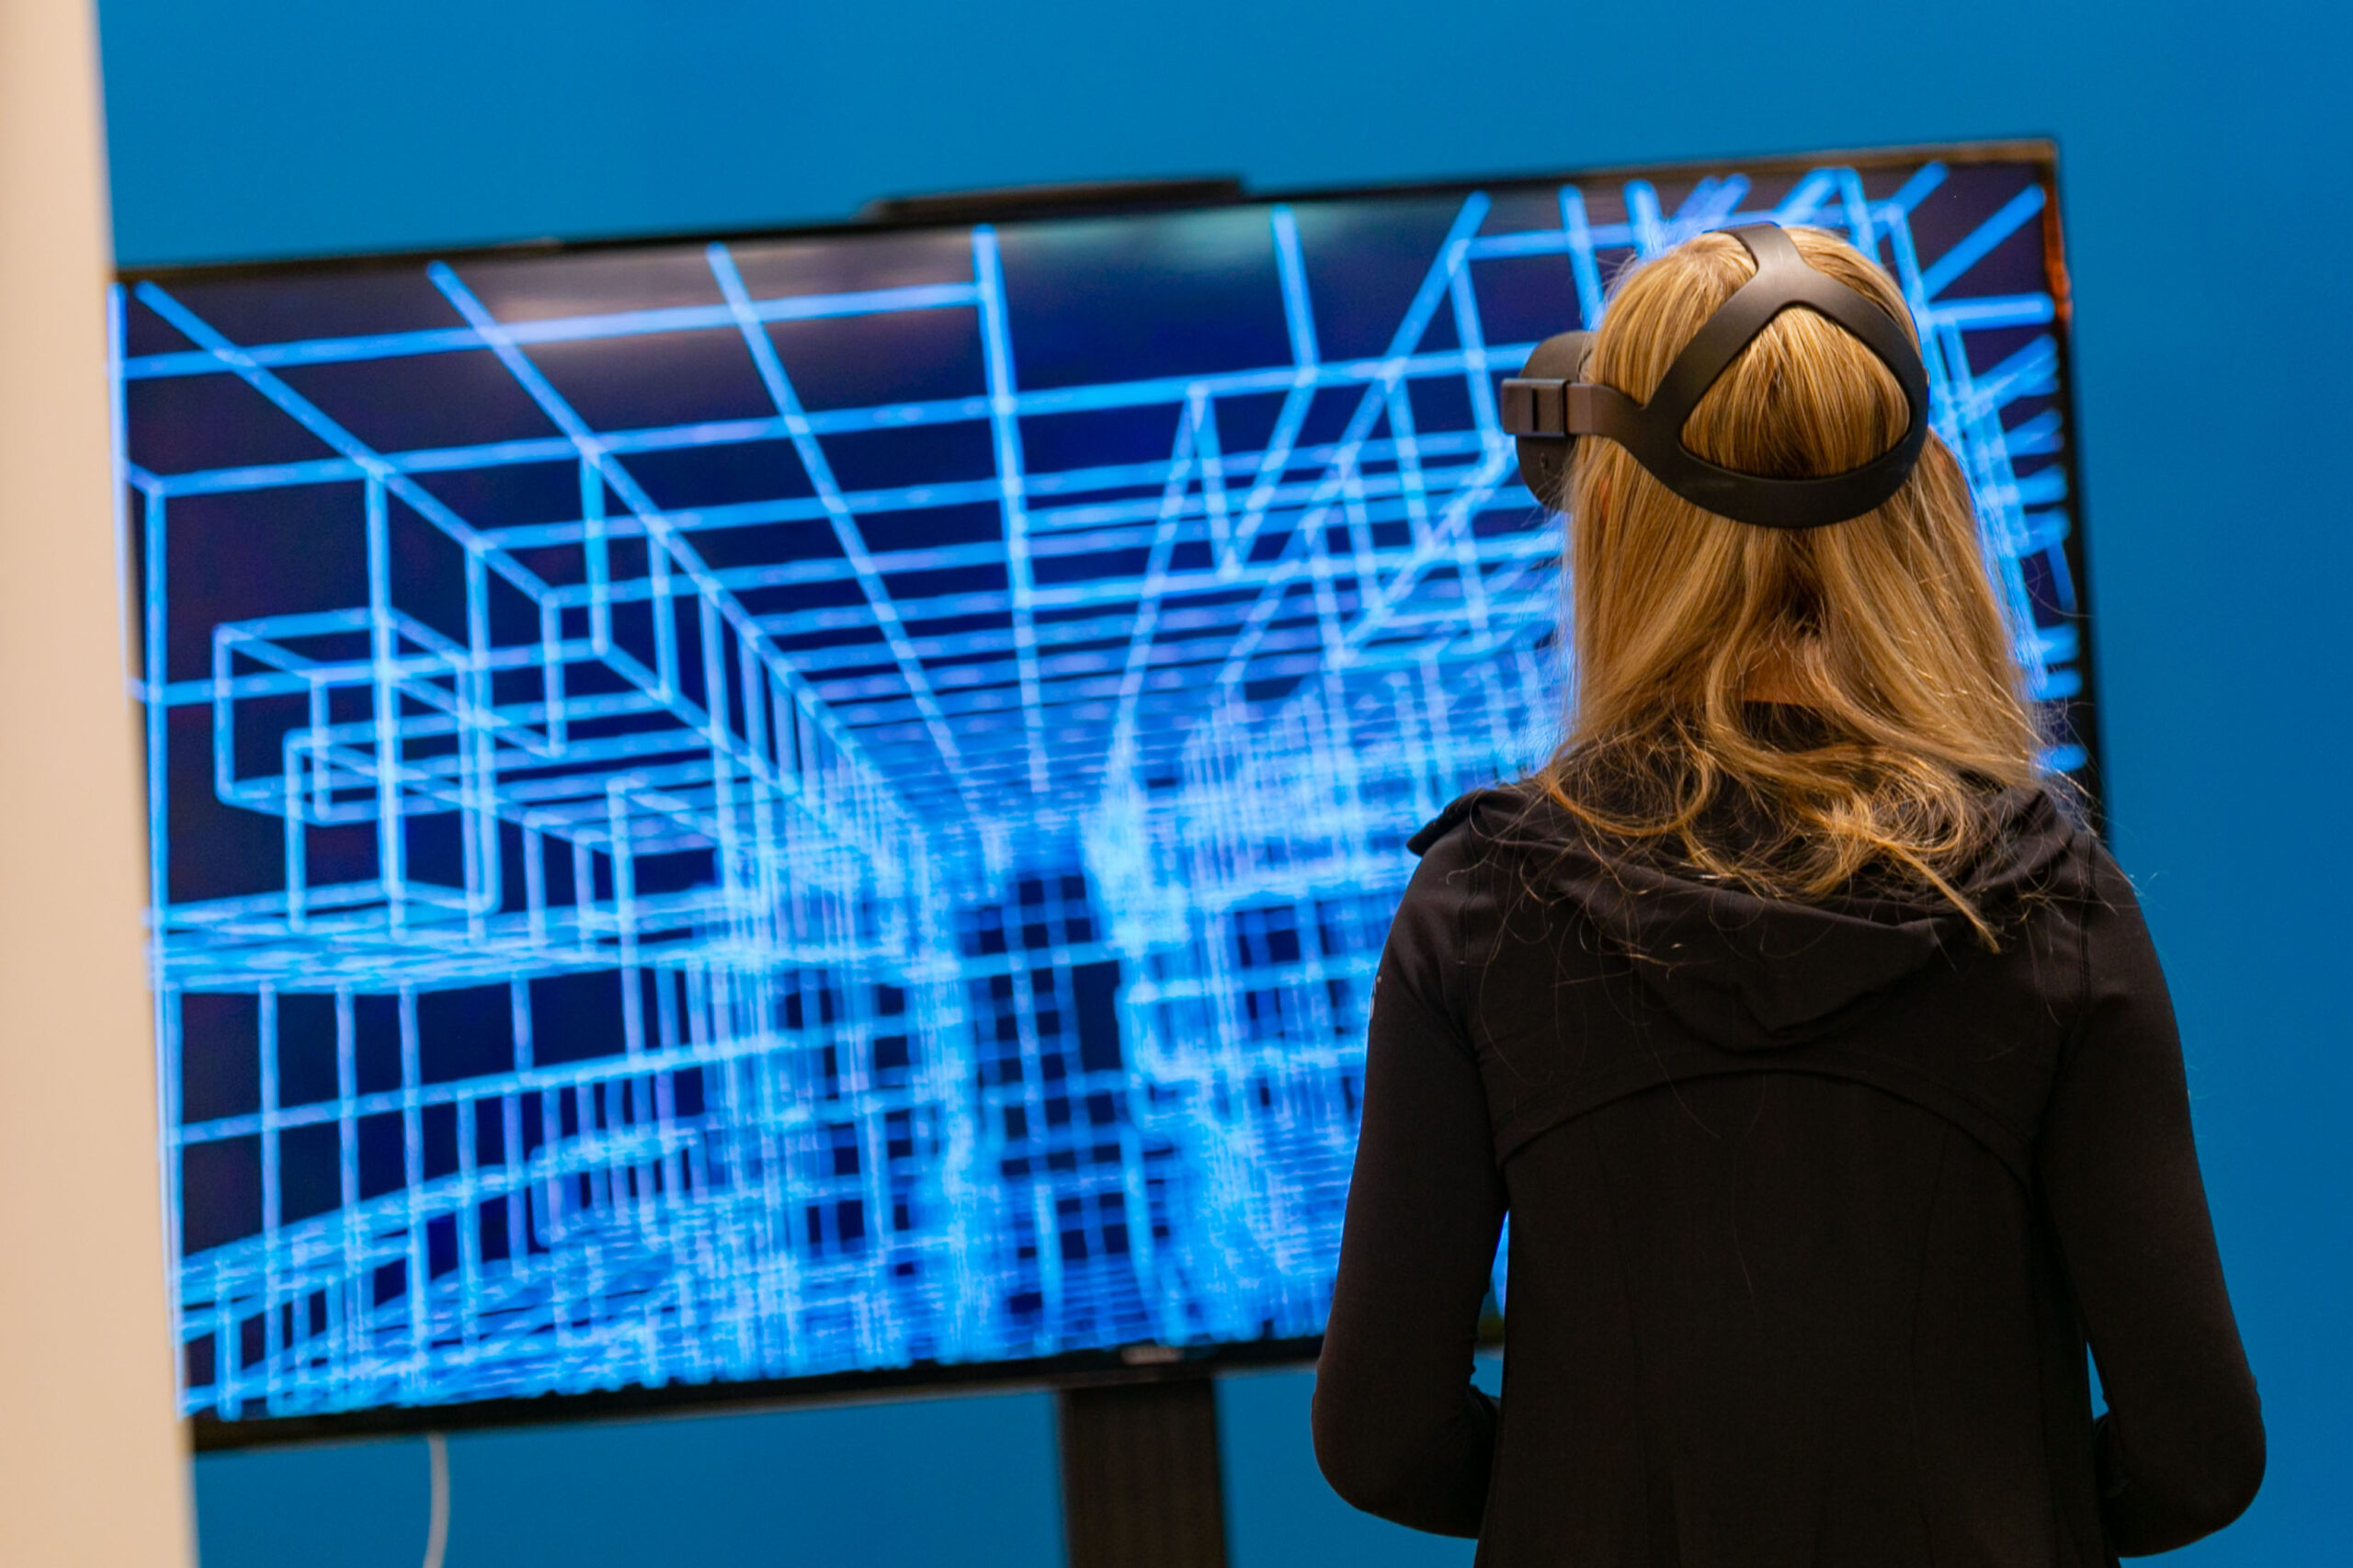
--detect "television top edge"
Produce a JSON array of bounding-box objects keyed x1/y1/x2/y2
[{"x1": 114, "y1": 136, "x2": 2059, "y2": 283}]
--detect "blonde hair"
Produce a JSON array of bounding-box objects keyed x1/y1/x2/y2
[{"x1": 1539, "y1": 225, "x2": 2046, "y2": 942}]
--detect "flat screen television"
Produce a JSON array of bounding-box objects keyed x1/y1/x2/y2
[{"x1": 118, "y1": 141, "x2": 2096, "y2": 1446}]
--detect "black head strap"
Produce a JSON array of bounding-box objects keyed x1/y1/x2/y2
[{"x1": 1501, "y1": 222, "x2": 1932, "y2": 529}]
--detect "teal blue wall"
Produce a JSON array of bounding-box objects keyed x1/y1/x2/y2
[
  {"x1": 99, "y1": 3, "x2": 2349, "y2": 1563},
  {"x1": 189, "y1": 1392, "x2": 1067, "y2": 1567}
]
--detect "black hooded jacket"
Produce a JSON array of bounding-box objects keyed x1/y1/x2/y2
[{"x1": 1313, "y1": 781, "x2": 2263, "y2": 1565}]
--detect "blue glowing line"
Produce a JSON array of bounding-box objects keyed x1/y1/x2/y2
[
  {"x1": 2003, "y1": 408, "x2": 2063, "y2": 457},
  {"x1": 1968, "y1": 335, "x2": 2061, "y2": 416},
  {"x1": 1558, "y1": 186, "x2": 1606, "y2": 326},
  {"x1": 1883, "y1": 161, "x2": 1949, "y2": 216},
  {"x1": 131, "y1": 284, "x2": 553, "y2": 604},
  {"x1": 1838, "y1": 167, "x2": 1877, "y2": 258},
  {"x1": 1328, "y1": 443, "x2": 1518, "y2": 670},
  {"x1": 1924, "y1": 294, "x2": 2054, "y2": 330},
  {"x1": 1225, "y1": 193, "x2": 1490, "y2": 576},
  {"x1": 1774, "y1": 169, "x2": 1840, "y2": 224},
  {"x1": 108, "y1": 288, "x2": 138, "y2": 695},
  {"x1": 1625, "y1": 180, "x2": 1668, "y2": 257},
  {"x1": 121, "y1": 282, "x2": 983, "y2": 381},
  {"x1": 426, "y1": 263, "x2": 915, "y2": 826},
  {"x1": 1387, "y1": 376, "x2": 1434, "y2": 549},
  {"x1": 1665, "y1": 175, "x2": 1752, "y2": 244},
  {"x1": 142, "y1": 476, "x2": 184, "y2": 1326},
  {"x1": 1101, "y1": 398, "x2": 1200, "y2": 783},
  {"x1": 971, "y1": 227, "x2": 1051, "y2": 796},
  {"x1": 1211, "y1": 195, "x2": 1495, "y2": 695},
  {"x1": 1920, "y1": 183, "x2": 2046, "y2": 299},
  {"x1": 1271, "y1": 206, "x2": 1321, "y2": 369},
  {"x1": 1442, "y1": 255, "x2": 1501, "y2": 637},
  {"x1": 1222, "y1": 206, "x2": 1324, "y2": 576},
  {"x1": 138, "y1": 347, "x2": 1535, "y2": 502},
  {"x1": 366, "y1": 481, "x2": 409, "y2": 927},
  {"x1": 707, "y1": 243, "x2": 980, "y2": 817}
]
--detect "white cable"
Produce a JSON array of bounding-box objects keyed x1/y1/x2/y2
[{"x1": 423, "y1": 1433, "x2": 449, "y2": 1568}]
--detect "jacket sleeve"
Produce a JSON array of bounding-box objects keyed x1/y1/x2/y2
[
  {"x1": 2039, "y1": 848, "x2": 2265, "y2": 1554},
  {"x1": 1313, "y1": 833, "x2": 1507, "y2": 1537}
]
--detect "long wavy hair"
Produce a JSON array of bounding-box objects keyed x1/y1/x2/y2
[{"x1": 1538, "y1": 225, "x2": 2047, "y2": 942}]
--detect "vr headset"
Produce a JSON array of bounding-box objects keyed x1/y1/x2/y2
[{"x1": 1498, "y1": 222, "x2": 1931, "y2": 530}]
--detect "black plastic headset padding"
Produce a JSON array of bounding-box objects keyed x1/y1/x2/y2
[
  {"x1": 1507, "y1": 328, "x2": 1595, "y2": 513},
  {"x1": 1504, "y1": 223, "x2": 1932, "y2": 529}
]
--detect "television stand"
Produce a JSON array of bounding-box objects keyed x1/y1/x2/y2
[{"x1": 1057, "y1": 1373, "x2": 1228, "y2": 1568}]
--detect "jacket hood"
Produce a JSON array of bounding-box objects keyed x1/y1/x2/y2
[{"x1": 1414, "y1": 785, "x2": 2084, "y2": 1051}]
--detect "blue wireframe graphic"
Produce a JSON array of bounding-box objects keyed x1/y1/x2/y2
[{"x1": 119, "y1": 156, "x2": 2089, "y2": 1426}]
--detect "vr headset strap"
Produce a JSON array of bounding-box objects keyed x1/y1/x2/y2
[{"x1": 1510, "y1": 222, "x2": 1933, "y2": 530}]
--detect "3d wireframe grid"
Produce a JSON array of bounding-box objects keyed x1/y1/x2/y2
[{"x1": 118, "y1": 155, "x2": 2089, "y2": 1427}]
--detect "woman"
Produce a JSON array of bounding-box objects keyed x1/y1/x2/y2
[{"x1": 1313, "y1": 224, "x2": 2263, "y2": 1564}]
